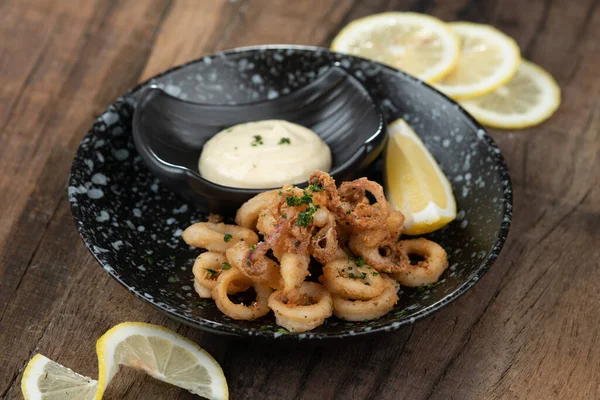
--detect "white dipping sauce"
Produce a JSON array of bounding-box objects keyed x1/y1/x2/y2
[{"x1": 198, "y1": 120, "x2": 332, "y2": 189}]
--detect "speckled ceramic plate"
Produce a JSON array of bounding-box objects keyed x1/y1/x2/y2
[{"x1": 69, "y1": 45, "x2": 512, "y2": 340}]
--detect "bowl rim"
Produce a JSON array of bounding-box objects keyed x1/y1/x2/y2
[{"x1": 69, "y1": 44, "x2": 513, "y2": 340}]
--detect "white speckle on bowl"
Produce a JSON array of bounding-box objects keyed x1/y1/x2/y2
[
  {"x1": 173, "y1": 229, "x2": 183, "y2": 237},
  {"x1": 96, "y1": 151, "x2": 105, "y2": 163},
  {"x1": 251, "y1": 74, "x2": 263, "y2": 84},
  {"x1": 133, "y1": 208, "x2": 142, "y2": 217},
  {"x1": 96, "y1": 210, "x2": 110, "y2": 222},
  {"x1": 87, "y1": 188, "x2": 104, "y2": 199},
  {"x1": 101, "y1": 112, "x2": 119, "y2": 125},
  {"x1": 125, "y1": 220, "x2": 136, "y2": 230},
  {"x1": 94, "y1": 139, "x2": 105, "y2": 148},
  {"x1": 460, "y1": 220, "x2": 469, "y2": 229},
  {"x1": 137, "y1": 226, "x2": 145, "y2": 232},
  {"x1": 166, "y1": 217, "x2": 176, "y2": 225},
  {"x1": 112, "y1": 149, "x2": 129, "y2": 161},
  {"x1": 267, "y1": 89, "x2": 279, "y2": 100},
  {"x1": 137, "y1": 265, "x2": 146, "y2": 271},
  {"x1": 182, "y1": 285, "x2": 192, "y2": 291},
  {"x1": 112, "y1": 240, "x2": 123, "y2": 250},
  {"x1": 442, "y1": 139, "x2": 450, "y2": 148},
  {"x1": 91, "y1": 173, "x2": 108, "y2": 185},
  {"x1": 93, "y1": 245, "x2": 109, "y2": 253},
  {"x1": 84, "y1": 159, "x2": 94, "y2": 170},
  {"x1": 173, "y1": 204, "x2": 188, "y2": 214}
]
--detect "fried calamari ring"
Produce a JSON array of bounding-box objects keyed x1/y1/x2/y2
[
  {"x1": 212, "y1": 268, "x2": 272, "y2": 320},
  {"x1": 390, "y1": 238, "x2": 448, "y2": 287},
  {"x1": 320, "y1": 258, "x2": 386, "y2": 300},
  {"x1": 349, "y1": 235, "x2": 409, "y2": 274},
  {"x1": 336, "y1": 178, "x2": 389, "y2": 230},
  {"x1": 182, "y1": 222, "x2": 258, "y2": 252},
  {"x1": 268, "y1": 282, "x2": 333, "y2": 332},
  {"x1": 192, "y1": 252, "x2": 248, "y2": 297},
  {"x1": 235, "y1": 189, "x2": 279, "y2": 229},
  {"x1": 226, "y1": 241, "x2": 268, "y2": 277},
  {"x1": 332, "y1": 276, "x2": 399, "y2": 321},
  {"x1": 253, "y1": 256, "x2": 284, "y2": 290}
]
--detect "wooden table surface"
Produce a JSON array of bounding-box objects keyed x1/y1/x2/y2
[{"x1": 1, "y1": 0, "x2": 599, "y2": 399}]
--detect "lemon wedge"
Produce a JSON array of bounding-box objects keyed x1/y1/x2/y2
[
  {"x1": 385, "y1": 119, "x2": 456, "y2": 235},
  {"x1": 22, "y1": 354, "x2": 98, "y2": 400},
  {"x1": 22, "y1": 322, "x2": 228, "y2": 400},
  {"x1": 459, "y1": 60, "x2": 561, "y2": 129},
  {"x1": 435, "y1": 22, "x2": 521, "y2": 99},
  {"x1": 331, "y1": 12, "x2": 460, "y2": 83}
]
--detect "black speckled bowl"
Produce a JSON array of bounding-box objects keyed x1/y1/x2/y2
[{"x1": 69, "y1": 45, "x2": 512, "y2": 340}]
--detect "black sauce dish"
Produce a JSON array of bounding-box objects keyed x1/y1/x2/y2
[
  {"x1": 68, "y1": 45, "x2": 512, "y2": 340},
  {"x1": 132, "y1": 66, "x2": 386, "y2": 212}
]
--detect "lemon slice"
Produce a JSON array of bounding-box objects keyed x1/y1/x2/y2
[
  {"x1": 22, "y1": 354, "x2": 98, "y2": 400},
  {"x1": 331, "y1": 12, "x2": 460, "y2": 83},
  {"x1": 22, "y1": 322, "x2": 228, "y2": 400},
  {"x1": 435, "y1": 22, "x2": 521, "y2": 99},
  {"x1": 385, "y1": 119, "x2": 456, "y2": 235},
  {"x1": 96, "y1": 322, "x2": 228, "y2": 399},
  {"x1": 459, "y1": 61, "x2": 560, "y2": 129}
]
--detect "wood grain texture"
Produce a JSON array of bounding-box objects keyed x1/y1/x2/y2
[{"x1": 1, "y1": 0, "x2": 598, "y2": 399}]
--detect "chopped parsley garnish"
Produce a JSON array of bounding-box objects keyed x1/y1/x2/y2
[
  {"x1": 346, "y1": 209, "x2": 352, "y2": 214},
  {"x1": 286, "y1": 190, "x2": 313, "y2": 206},
  {"x1": 348, "y1": 255, "x2": 366, "y2": 267},
  {"x1": 259, "y1": 325, "x2": 273, "y2": 331},
  {"x1": 246, "y1": 261, "x2": 251, "y2": 266},
  {"x1": 278, "y1": 137, "x2": 291, "y2": 145},
  {"x1": 308, "y1": 181, "x2": 324, "y2": 192},
  {"x1": 146, "y1": 256, "x2": 153, "y2": 265},
  {"x1": 223, "y1": 233, "x2": 233, "y2": 242},
  {"x1": 204, "y1": 268, "x2": 217, "y2": 276},
  {"x1": 168, "y1": 276, "x2": 177, "y2": 283},
  {"x1": 276, "y1": 328, "x2": 289, "y2": 334},
  {"x1": 373, "y1": 271, "x2": 379, "y2": 276},
  {"x1": 281, "y1": 213, "x2": 287, "y2": 219},
  {"x1": 250, "y1": 135, "x2": 264, "y2": 146},
  {"x1": 226, "y1": 128, "x2": 233, "y2": 132},
  {"x1": 221, "y1": 262, "x2": 232, "y2": 270},
  {"x1": 294, "y1": 240, "x2": 300, "y2": 247},
  {"x1": 249, "y1": 244, "x2": 256, "y2": 251},
  {"x1": 296, "y1": 203, "x2": 317, "y2": 227},
  {"x1": 416, "y1": 282, "x2": 438, "y2": 293},
  {"x1": 278, "y1": 190, "x2": 283, "y2": 195}
]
